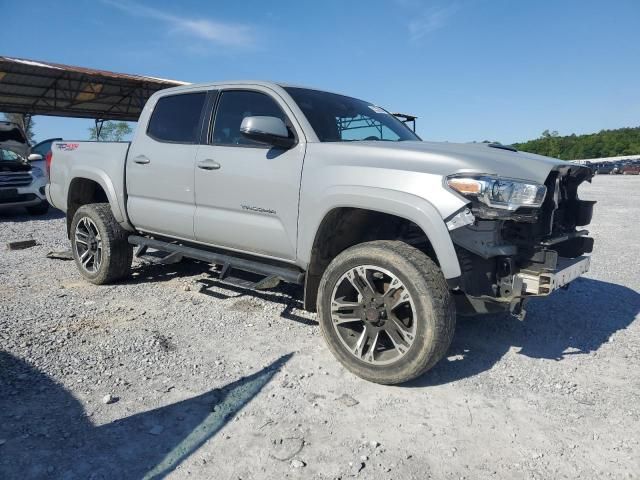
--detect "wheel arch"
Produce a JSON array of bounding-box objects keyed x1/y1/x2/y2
[
  {"x1": 65, "y1": 174, "x2": 123, "y2": 237},
  {"x1": 301, "y1": 190, "x2": 461, "y2": 311}
]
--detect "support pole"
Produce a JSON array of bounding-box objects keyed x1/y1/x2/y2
[
  {"x1": 23, "y1": 114, "x2": 32, "y2": 135},
  {"x1": 95, "y1": 119, "x2": 105, "y2": 141}
]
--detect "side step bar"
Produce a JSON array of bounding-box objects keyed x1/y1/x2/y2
[{"x1": 128, "y1": 235, "x2": 305, "y2": 285}]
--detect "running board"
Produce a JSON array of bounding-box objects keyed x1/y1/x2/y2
[
  {"x1": 128, "y1": 235, "x2": 305, "y2": 286},
  {"x1": 217, "y1": 273, "x2": 281, "y2": 290}
]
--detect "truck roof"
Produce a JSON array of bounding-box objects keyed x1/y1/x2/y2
[{"x1": 151, "y1": 80, "x2": 355, "y2": 100}]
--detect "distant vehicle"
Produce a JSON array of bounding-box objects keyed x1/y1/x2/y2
[
  {"x1": 611, "y1": 163, "x2": 624, "y2": 174},
  {"x1": 30, "y1": 137, "x2": 62, "y2": 175},
  {"x1": 48, "y1": 81, "x2": 595, "y2": 384},
  {"x1": 621, "y1": 164, "x2": 640, "y2": 175},
  {"x1": 594, "y1": 164, "x2": 615, "y2": 174},
  {"x1": 0, "y1": 121, "x2": 49, "y2": 215}
]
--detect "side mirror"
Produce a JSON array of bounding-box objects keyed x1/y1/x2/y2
[
  {"x1": 27, "y1": 153, "x2": 43, "y2": 162},
  {"x1": 240, "y1": 116, "x2": 295, "y2": 149}
]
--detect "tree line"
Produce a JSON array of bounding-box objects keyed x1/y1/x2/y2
[{"x1": 512, "y1": 127, "x2": 640, "y2": 160}]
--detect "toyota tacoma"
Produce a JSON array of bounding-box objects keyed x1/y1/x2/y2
[{"x1": 47, "y1": 82, "x2": 595, "y2": 384}]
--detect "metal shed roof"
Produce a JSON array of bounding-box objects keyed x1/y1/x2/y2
[{"x1": 0, "y1": 56, "x2": 190, "y2": 121}]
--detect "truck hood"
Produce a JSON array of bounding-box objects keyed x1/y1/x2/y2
[
  {"x1": 334, "y1": 140, "x2": 574, "y2": 184},
  {"x1": 0, "y1": 121, "x2": 29, "y2": 158}
]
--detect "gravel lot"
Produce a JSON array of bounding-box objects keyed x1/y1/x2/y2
[{"x1": 1, "y1": 175, "x2": 638, "y2": 480}]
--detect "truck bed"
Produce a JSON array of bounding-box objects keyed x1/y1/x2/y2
[{"x1": 47, "y1": 141, "x2": 131, "y2": 225}]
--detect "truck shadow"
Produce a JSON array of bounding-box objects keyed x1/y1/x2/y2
[
  {"x1": 124, "y1": 259, "x2": 317, "y2": 326},
  {"x1": 122, "y1": 261, "x2": 637, "y2": 389},
  {"x1": 408, "y1": 277, "x2": 640, "y2": 387},
  {"x1": 0, "y1": 207, "x2": 64, "y2": 222},
  {"x1": 196, "y1": 278, "x2": 316, "y2": 326},
  {"x1": 126, "y1": 259, "x2": 213, "y2": 285},
  {"x1": 0, "y1": 351, "x2": 292, "y2": 479}
]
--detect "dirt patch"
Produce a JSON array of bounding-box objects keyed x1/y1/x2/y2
[{"x1": 228, "y1": 298, "x2": 264, "y2": 313}]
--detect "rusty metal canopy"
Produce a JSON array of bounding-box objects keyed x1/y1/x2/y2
[{"x1": 0, "y1": 56, "x2": 190, "y2": 121}]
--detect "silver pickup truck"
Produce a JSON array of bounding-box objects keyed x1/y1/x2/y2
[{"x1": 47, "y1": 81, "x2": 595, "y2": 384}]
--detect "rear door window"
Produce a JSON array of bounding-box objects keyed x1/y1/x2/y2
[{"x1": 147, "y1": 92, "x2": 206, "y2": 143}]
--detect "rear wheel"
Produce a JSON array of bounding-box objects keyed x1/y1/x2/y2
[
  {"x1": 70, "y1": 203, "x2": 133, "y2": 284},
  {"x1": 317, "y1": 240, "x2": 455, "y2": 384}
]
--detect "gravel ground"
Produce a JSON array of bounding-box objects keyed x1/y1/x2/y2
[{"x1": 0, "y1": 175, "x2": 638, "y2": 480}]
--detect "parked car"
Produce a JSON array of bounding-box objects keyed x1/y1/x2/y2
[
  {"x1": 0, "y1": 121, "x2": 49, "y2": 215},
  {"x1": 594, "y1": 163, "x2": 615, "y2": 174},
  {"x1": 47, "y1": 82, "x2": 595, "y2": 384},
  {"x1": 30, "y1": 137, "x2": 62, "y2": 175},
  {"x1": 621, "y1": 164, "x2": 640, "y2": 175},
  {"x1": 611, "y1": 163, "x2": 624, "y2": 174}
]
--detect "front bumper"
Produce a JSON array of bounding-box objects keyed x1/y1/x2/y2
[
  {"x1": 0, "y1": 177, "x2": 47, "y2": 209},
  {"x1": 454, "y1": 254, "x2": 592, "y2": 317},
  {"x1": 513, "y1": 255, "x2": 590, "y2": 296}
]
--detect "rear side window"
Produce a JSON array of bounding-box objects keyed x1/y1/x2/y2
[
  {"x1": 212, "y1": 90, "x2": 289, "y2": 147},
  {"x1": 147, "y1": 92, "x2": 206, "y2": 143}
]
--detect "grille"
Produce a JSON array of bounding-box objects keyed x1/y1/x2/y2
[{"x1": 0, "y1": 173, "x2": 32, "y2": 187}]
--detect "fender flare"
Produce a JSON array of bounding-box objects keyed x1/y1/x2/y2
[
  {"x1": 65, "y1": 167, "x2": 126, "y2": 224},
  {"x1": 298, "y1": 185, "x2": 462, "y2": 279}
]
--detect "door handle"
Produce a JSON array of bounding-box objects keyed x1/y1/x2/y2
[
  {"x1": 133, "y1": 155, "x2": 150, "y2": 165},
  {"x1": 197, "y1": 159, "x2": 221, "y2": 170}
]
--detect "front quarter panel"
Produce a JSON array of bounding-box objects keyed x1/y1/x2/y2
[{"x1": 297, "y1": 143, "x2": 467, "y2": 279}]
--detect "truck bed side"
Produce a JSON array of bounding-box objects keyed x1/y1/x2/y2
[{"x1": 47, "y1": 141, "x2": 132, "y2": 227}]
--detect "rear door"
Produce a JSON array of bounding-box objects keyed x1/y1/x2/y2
[
  {"x1": 126, "y1": 91, "x2": 208, "y2": 240},
  {"x1": 193, "y1": 87, "x2": 306, "y2": 261}
]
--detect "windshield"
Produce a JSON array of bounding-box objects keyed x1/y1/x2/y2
[
  {"x1": 0, "y1": 148, "x2": 24, "y2": 162},
  {"x1": 284, "y1": 87, "x2": 420, "y2": 142}
]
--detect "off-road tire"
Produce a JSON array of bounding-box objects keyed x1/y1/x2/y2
[
  {"x1": 317, "y1": 240, "x2": 455, "y2": 384},
  {"x1": 26, "y1": 202, "x2": 49, "y2": 215},
  {"x1": 70, "y1": 203, "x2": 133, "y2": 285}
]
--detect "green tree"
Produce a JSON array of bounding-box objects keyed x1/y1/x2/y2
[
  {"x1": 513, "y1": 127, "x2": 640, "y2": 160},
  {"x1": 2, "y1": 113, "x2": 36, "y2": 143},
  {"x1": 89, "y1": 121, "x2": 133, "y2": 141}
]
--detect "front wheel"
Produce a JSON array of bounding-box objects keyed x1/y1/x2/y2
[
  {"x1": 317, "y1": 241, "x2": 455, "y2": 384},
  {"x1": 70, "y1": 203, "x2": 133, "y2": 285}
]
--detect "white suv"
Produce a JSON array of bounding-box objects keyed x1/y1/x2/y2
[{"x1": 0, "y1": 121, "x2": 49, "y2": 215}]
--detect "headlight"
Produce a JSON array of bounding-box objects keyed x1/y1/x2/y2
[
  {"x1": 31, "y1": 167, "x2": 45, "y2": 178},
  {"x1": 447, "y1": 175, "x2": 546, "y2": 210}
]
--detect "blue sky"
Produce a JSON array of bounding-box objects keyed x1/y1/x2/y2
[{"x1": 4, "y1": 0, "x2": 640, "y2": 144}]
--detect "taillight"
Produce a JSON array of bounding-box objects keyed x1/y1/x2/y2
[{"x1": 45, "y1": 150, "x2": 53, "y2": 177}]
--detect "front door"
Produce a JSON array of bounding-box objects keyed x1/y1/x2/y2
[
  {"x1": 126, "y1": 91, "x2": 207, "y2": 240},
  {"x1": 194, "y1": 88, "x2": 305, "y2": 261}
]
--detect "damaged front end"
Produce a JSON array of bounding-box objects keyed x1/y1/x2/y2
[{"x1": 446, "y1": 165, "x2": 595, "y2": 318}]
